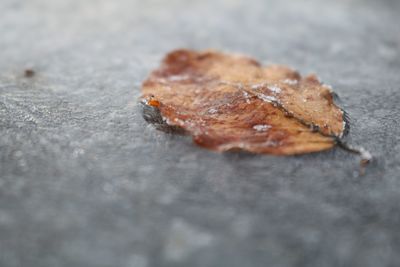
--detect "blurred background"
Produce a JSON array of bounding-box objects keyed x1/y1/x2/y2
[{"x1": 1, "y1": 0, "x2": 400, "y2": 266}]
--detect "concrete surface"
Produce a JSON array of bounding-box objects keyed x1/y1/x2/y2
[{"x1": 1, "y1": 0, "x2": 400, "y2": 266}]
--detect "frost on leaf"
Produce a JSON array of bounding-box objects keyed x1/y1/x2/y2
[{"x1": 140, "y1": 49, "x2": 347, "y2": 155}]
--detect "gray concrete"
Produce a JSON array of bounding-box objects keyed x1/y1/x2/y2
[{"x1": 1, "y1": 0, "x2": 400, "y2": 266}]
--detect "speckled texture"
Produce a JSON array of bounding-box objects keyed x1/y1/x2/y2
[{"x1": 1, "y1": 0, "x2": 400, "y2": 266}]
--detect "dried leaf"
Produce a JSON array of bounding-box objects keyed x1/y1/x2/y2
[{"x1": 141, "y1": 49, "x2": 347, "y2": 155}]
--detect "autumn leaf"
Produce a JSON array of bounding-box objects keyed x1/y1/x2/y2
[{"x1": 141, "y1": 49, "x2": 347, "y2": 155}]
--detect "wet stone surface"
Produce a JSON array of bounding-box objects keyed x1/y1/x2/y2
[{"x1": 1, "y1": 0, "x2": 400, "y2": 266}]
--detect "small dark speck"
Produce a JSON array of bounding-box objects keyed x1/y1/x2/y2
[{"x1": 24, "y1": 69, "x2": 35, "y2": 78}]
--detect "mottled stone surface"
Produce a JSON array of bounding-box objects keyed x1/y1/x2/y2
[{"x1": 1, "y1": 0, "x2": 400, "y2": 266}]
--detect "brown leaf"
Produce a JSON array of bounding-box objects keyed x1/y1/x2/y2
[{"x1": 141, "y1": 49, "x2": 346, "y2": 155}]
